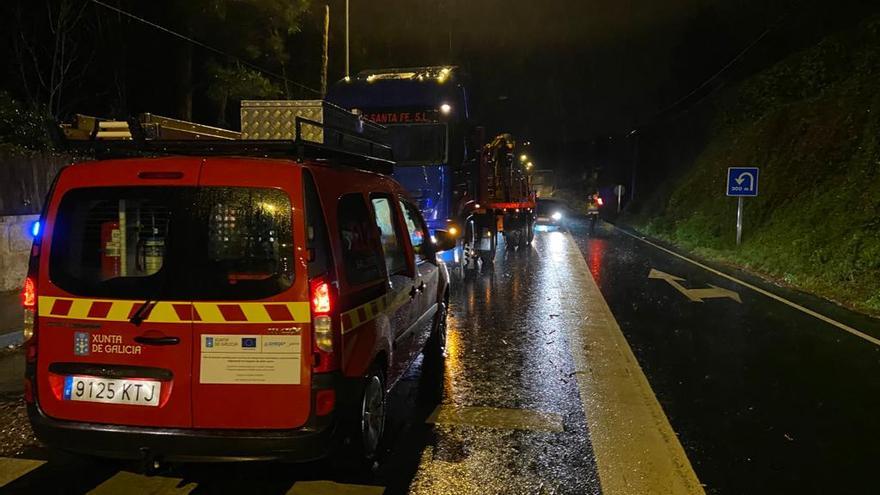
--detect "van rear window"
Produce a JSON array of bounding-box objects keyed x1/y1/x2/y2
[{"x1": 49, "y1": 186, "x2": 294, "y2": 300}]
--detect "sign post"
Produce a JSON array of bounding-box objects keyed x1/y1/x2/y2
[
  {"x1": 726, "y1": 167, "x2": 759, "y2": 246},
  {"x1": 614, "y1": 184, "x2": 626, "y2": 213}
]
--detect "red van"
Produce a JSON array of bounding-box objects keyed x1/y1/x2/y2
[{"x1": 22, "y1": 140, "x2": 454, "y2": 465}]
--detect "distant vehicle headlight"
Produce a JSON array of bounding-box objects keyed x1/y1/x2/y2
[{"x1": 551, "y1": 211, "x2": 563, "y2": 221}]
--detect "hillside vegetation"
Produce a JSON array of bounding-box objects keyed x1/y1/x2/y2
[{"x1": 635, "y1": 17, "x2": 880, "y2": 315}]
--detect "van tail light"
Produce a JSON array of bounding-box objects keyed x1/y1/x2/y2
[
  {"x1": 22, "y1": 277, "x2": 35, "y2": 309},
  {"x1": 24, "y1": 177, "x2": 53, "y2": 369},
  {"x1": 310, "y1": 278, "x2": 339, "y2": 373},
  {"x1": 22, "y1": 274, "x2": 38, "y2": 364},
  {"x1": 23, "y1": 223, "x2": 42, "y2": 364},
  {"x1": 312, "y1": 279, "x2": 332, "y2": 314}
]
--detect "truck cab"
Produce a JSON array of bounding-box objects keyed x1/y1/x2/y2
[{"x1": 327, "y1": 66, "x2": 471, "y2": 236}]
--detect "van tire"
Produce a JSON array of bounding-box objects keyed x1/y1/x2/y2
[
  {"x1": 333, "y1": 364, "x2": 387, "y2": 474},
  {"x1": 425, "y1": 299, "x2": 448, "y2": 364}
]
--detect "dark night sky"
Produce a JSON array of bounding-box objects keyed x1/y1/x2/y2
[
  {"x1": 4, "y1": 0, "x2": 876, "y2": 172},
  {"x1": 320, "y1": 0, "x2": 878, "y2": 169}
]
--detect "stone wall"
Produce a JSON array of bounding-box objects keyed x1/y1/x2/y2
[{"x1": 0, "y1": 215, "x2": 38, "y2": 292}]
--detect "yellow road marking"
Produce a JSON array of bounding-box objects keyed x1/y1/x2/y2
[
  {"x1": 555, "y1": 232, "x2": 705, "y2": 494},
  {"x1": 287, "y1": 480, "x2": 385, "y2": 495},
  {"x1": 0, "y1": 457, "x2": 45, "y2": 487},
  {"x1": 619, "y1": 228, "x2": 880, "y2": 347},
  {"x1": 87, "y1": 471, "x2": 196, "y2": 495},
  {"x1": 427, "y1": 405, "x2": 564, "y2": 433}
]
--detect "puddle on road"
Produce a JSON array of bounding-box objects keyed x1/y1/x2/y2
[{"x1": 427, "y1": 405, "x2": 564, "y2": 433}]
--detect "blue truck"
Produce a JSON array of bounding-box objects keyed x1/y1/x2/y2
[
  {"x1": 328, "y1": 66, "x2": 535, "y2": 270},
  {"x1": 327, "y1": 66, "x2": 469, "y2": 234}
]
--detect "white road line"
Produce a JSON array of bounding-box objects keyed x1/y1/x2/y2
[
  {"x1": 554, "y1": 232, "x2": 705, "y2": 495},
  {"x1": 617, "y1": 228, "x2": 880, "y2": 347}
]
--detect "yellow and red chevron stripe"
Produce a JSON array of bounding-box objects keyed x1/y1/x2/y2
[
  {"x1": 37, "y1": 297, "x2": 310, "y2": 324},
  {"x1": 340, "y1": 289, "x2": 413, "y2": 334}
]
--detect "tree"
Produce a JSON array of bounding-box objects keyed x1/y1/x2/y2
[
  {"x1": 12, "y1": 0, "x2": 95, "y2": 117},
  {"x1": 170, "y1": 0, "x2": 311, "y2": 121},
  {"x1": 255, "y1": 0, "x2": 311, "y2": 98},
  {"x1": 164, "y1": 0, "x2": 231, "y2": 121},
  {"x1": 205, "y1": 62, "x2": 280, "y2": 126}
]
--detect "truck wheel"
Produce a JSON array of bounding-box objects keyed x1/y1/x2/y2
[
  {"x1": 455, "y1": 240, "x2": 466, "y2": 278},
  {"x1": 527, "y1": 221, "x2": 535, "y2": 244},
  {"x1": 462, "y1": 222, "x2": 477, "y2": 273}
]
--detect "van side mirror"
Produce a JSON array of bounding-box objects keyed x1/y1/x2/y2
[{"x1": 432, "y1": 229, "x2": 457, "y2": 252}]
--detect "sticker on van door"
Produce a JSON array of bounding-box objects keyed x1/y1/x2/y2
[{"x1": 199, "y1": 334, "x2": 301, "y2": 384}]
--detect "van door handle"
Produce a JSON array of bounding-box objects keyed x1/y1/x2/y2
[{"x1": 134, "y1": 335, "x2": 180, "y2": 346}]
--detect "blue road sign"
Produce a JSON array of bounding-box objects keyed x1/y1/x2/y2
[{"x1": 727, "y1": 167, "x2": 759, "y2": 197}]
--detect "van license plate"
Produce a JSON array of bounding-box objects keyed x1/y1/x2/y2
[{"x1": 63, "y1": 376, "x2": 160, "y2": 407}]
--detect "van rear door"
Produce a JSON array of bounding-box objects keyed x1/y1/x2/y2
[
  {"x1": 36, "y1": 158, "x2": 200, "y2": 428},
  {"x1": 190, "y1": 159, "x2": 312, "y2": 429}
]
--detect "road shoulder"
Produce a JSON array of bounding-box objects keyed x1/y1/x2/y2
[{"x1": 553, "y1": 231, "x2": 704, "y2": 495}]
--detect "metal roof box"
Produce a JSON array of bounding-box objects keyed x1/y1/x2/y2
[{"x1": 240, "y1": 100, "x2": 386, "y2": 147}]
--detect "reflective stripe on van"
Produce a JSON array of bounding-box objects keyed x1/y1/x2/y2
[
  {"x1": 38, "y1": 297, "x2": 311, "y2": 324},
  {"x1": 340, "y1": 289, "x2": 413, "y2": 334}
]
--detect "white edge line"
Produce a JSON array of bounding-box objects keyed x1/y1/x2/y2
[{"x1": 616, "y1": 227, "x2": 880, "y2": 347}]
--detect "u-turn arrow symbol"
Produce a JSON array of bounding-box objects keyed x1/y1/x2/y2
[{"x1": 734, "y1": 172, "x2": 755, "y2": 191}]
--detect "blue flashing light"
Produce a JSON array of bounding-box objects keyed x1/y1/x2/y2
[{"x1": 31, "y1": 221, "x2": 41, "y2": 238}]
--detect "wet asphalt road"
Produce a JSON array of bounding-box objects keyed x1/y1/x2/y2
[
  {"x1": 0, "y1": 228, "x2": 601, "y2": 495},
  {"x1": 0, "y1": 219, "x2": 878, "y2": 494},
  {"x1": 567, "y1": 220, "x2": 880, "y2": 495}
]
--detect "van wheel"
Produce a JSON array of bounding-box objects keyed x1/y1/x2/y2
[
  {"x1": 334, "y1": 364, "x2": 386, "y2": 473},
  {"x1": 425, "y1": 300, "x2": 448, "y2": 362},
  {"x1": 359, "y1": 367, "x2": 386, "y2": 462}
]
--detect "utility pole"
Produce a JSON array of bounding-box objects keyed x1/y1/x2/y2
[
  {"x1": 321, "y1": 5, "x2": 330, "y2": 96},
  {"x1": 629, "y1": 129, "x2": 639, "y2": 203},
  {"x1": 345, "y1": 0, "x2": 350, "y2": 79}
]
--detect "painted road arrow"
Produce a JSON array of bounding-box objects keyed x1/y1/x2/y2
[{"x1": 648, "y1": 269, "x2": 742, "y2": 303}]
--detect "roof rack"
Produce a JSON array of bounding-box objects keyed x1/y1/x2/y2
[{"x1": 52, "y1": 112, "x2": 395, "y2": 174}]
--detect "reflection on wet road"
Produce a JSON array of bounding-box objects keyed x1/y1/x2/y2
[
  {"x1": 409, "y1": 231, "x2": 601, "y2": 495},
  {"x1": 1, "y1": 220, "x2": 879, "y2": 494}
]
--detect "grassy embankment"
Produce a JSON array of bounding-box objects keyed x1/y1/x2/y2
[{"x1": 632, "y1": 18, "x2": 880, "y2": 315}]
